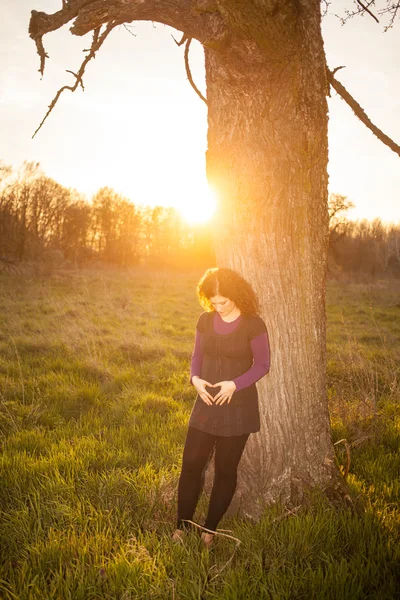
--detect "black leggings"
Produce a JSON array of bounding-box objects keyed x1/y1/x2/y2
[{"x1": 177, "y1": 426, "x2": 249, "y2": 531}]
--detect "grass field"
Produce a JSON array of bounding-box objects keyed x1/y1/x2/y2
[{"x1": 0, "y1": 269, "x2": 399, "y2": 599}]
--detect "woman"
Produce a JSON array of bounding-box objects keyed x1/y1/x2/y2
[{"x1": 173, "y1": 267, "x2": 270, "y2": 547}]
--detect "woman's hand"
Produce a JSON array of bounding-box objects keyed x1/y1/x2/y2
[
  {"x1": 192, "y1": 376, "x2": 215, "y2": 406},
  {"x1": 213, "y1": 381, "x2": 236, "y2": 405}
]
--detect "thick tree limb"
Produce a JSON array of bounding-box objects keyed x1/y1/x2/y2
[
  {"x1": 29, "y1": 0, "x2": 220, "y2": 135},
  {"x1": 327, "y1": 67, "x2": 400, "y2": 158},
  {"x1": 29, "y1": 0, "x2": 228, "y2": 76}
]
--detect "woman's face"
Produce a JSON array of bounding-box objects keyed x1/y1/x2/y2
[{"x1": 209, "y1": 295, "x2": 237, "y2": 318}]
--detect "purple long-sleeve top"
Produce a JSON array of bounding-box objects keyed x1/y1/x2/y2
[{"x1": 190, "y1": 313, "x2": 270, "y2": 391}]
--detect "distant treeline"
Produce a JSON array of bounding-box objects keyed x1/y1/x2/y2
[
  {"x1": 1, "y1": 162, "x2": 399, "y2": 277},
  {"x1": 0, "y1": 161, "x2": 215, "y2": 270},
  {"x1": 328, "y1": 194, "x2": 400, "y2": 279}
]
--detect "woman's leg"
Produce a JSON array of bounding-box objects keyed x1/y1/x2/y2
[
  {"x1": 176, "y1": 427, "x2": 216, "y2": 529},
  {"x1": 203, "y1": 433, "x2": 249, "y2": 531}
]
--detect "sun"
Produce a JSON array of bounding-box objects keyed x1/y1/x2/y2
[{"x1": 176, "y1": 183, "x2": 217, "y2": 225}]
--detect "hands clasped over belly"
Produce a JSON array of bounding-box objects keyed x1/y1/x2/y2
[{"x1": 192, "y1": 376, "x2": 236, "y2": 406}]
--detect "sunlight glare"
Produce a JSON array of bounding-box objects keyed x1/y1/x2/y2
[{"x1": 178, "y1": 183, "x2": 217, "y2": 225}]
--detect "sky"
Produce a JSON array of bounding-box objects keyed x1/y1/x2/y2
[{"x1": 1, "y1": 1, "x2": 399, "y2": 224}]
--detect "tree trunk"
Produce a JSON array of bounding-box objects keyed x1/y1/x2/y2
[{"x1": 205, "y1": 2, "x2": 338, "y2": 514}]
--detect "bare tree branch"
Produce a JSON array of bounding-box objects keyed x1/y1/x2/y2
[
  {"x1": 171, "y1": 31, "x2": 207, "y2": 103},
  {"x1": 184, "y1": 38, "x2": 208, "y2": 105},
  {"x1": 355, "y1": 0, "x2": 380, "y2": 22},
  {"x1": 332, "y1": 65, "x2": 346, "y2": 76},
  {"x1": 32, "y1": 22, "x2": 116, "y2": 138},
  {"x1": 172, "y1": 32, "x2": 189, "y2": 46},
  {"x1": 29, "y1": 1, "x2": 95, "y2": 75},
  {"x1": 65, "y1": 69, "x2": 85, "y2": 90},
  {"x1": 33, "y1": 35, "x2": 49, "y2": 77},
  {"x1": 327, "y1": 67, "x2": 400, "y2": 158},
  {"x1": 123, "y1": 23, "x2": 137, "y2": 38},
  {"x1": 379, "y1": 1, "x2": 400, "y2": 30},
  {"x1": 28, "y1": 0, "x2": 227, "y2": 136},
  {"x1": 321, "y1": 0, "x2": 331, "y2": 17},
  {"x1": 70, "y1": 0, "x2": 226, "y2": 41},
  {"x1": 29, "y1": 0, "x2": 228, "y2": 76},
  {"x1": 334, "y1": 0, "x2": 400, "y2": 29}
]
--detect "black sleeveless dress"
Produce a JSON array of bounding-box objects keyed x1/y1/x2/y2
[{"x1": 188, "y1": 311, "x2": 268, "y2": 437}]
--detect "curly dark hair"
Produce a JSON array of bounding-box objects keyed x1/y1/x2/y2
[{"x1": 197, "y1": 267, "x2": 260, "y2": 315}]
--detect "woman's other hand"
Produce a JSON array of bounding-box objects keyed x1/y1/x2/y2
[
  {"x1": 213, "y1": 381, "x2": 236, "y2": 405},
  {"x1": 192, "y1": 376, "x2": 215, "y2": 406}
]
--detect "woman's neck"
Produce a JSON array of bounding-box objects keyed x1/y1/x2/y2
[{"x1": 218, "y1": 309, "x2": 241, "y2": 323}]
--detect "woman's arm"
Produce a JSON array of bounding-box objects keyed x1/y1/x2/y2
[
  {"x1": 190, "y1": 329, "x2": 203, "y2": 384},
  {"x1": 232, "y1": 332, "x2": 270, "y2": 391}
]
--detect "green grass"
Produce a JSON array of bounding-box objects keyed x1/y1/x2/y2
[{"x1": 0, "y1": 269, "x2": 399, "y2": 599}]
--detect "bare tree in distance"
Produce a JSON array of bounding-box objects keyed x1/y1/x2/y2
[
  {"x1": 27, "y1": 1, "x2": 399, "y2": 514},
  {"x1": 327, "y1": 193, "x2": 355, "y2": 276},
  {"x1": 328, "y1": 194, "x2": 355, "y2": 245}
]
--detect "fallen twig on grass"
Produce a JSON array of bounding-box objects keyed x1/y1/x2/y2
[
  {"x1": 270, "y1": 505, "x2": 302, "y2": 524},
  {"x1": 182, "y1": 519, "x2": 242, "y2": 546},
  {"x1": 182, "y1": 519, "x2": 241, "y2": 582}
]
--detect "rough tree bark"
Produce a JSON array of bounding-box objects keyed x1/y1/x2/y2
[
  {"x1": 29, "y1": 0, "x2": 345, "y2": 515},
  {"x1": 205, "y1": 2, "x2": 339, "y2": 514}
]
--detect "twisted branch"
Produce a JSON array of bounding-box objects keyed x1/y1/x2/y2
[
  {"x1": 184, "y1": 38, "x2": 208, "y2": 105},
  {"x1": 32, "y1": 21, "x2": 117, "y2": 138},
  {"x1": 172, "y1": 33, "x2": 207, "y2": 105}
]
